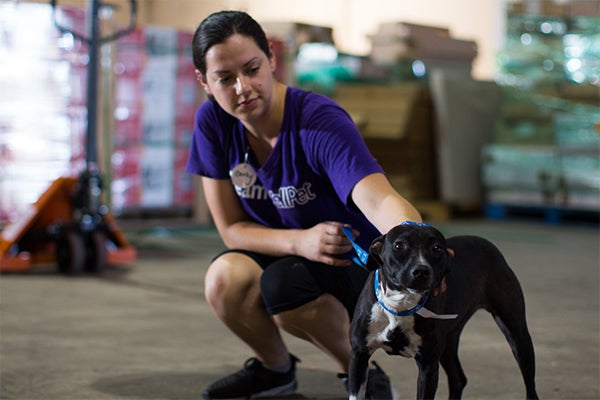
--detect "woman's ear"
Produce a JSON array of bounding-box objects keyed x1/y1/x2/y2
[
  {"x1": 268, "y1": 41, "x2": 277, "y2": 73},
  {"x1": 195, "y1": 69, "x2": 212, "y2": 95},
  {"x1": 447, "y1": 248, "x2": 455, "y2": 258}
]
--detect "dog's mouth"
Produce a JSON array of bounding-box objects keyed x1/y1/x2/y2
[{"x1": 403, "y1": 275, "x2": 447, "y2": 297}]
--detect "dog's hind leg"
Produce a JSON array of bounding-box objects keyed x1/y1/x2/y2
[
  {"x1": 440, "y1": 329, "x2": 467, "y2": 399},
  {"x1": 492, "y1": 312, "x2": 539, "y2": 400}
]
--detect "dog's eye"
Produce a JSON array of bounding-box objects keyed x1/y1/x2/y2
[
  {"x1": 393, "y1": 241, "x2": 407, "y2": 251},
  {"x1": 432, "y1": 244, "x2": 444, "y2": 254}
]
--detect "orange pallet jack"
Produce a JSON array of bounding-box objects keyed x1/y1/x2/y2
[
  {"x1": 0, "y1": 177, "x2": 136, "y2": 273},
  {"x1": 0, "y1": 0, "x2": 138, "y2": 274}
]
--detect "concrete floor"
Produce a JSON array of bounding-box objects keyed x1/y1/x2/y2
[{"x1": 1, "y1": 218, "x2": 598, "y2": 400}]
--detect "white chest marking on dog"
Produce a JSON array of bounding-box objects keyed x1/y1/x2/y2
[{"x1": 366, "y1": 288, "x2": 423, "y2": 358}]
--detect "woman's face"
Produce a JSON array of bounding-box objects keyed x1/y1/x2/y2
[{"x1": 197, "y1": 33, "x2": 276, "y2": 123}]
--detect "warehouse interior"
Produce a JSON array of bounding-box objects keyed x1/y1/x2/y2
[{"x1": 0, "y1": 0, "x2": 599, "y2": 399}]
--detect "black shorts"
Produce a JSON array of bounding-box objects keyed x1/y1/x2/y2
[{"x1": 213, "y1": 249, "x2": 370, "y2": 318}]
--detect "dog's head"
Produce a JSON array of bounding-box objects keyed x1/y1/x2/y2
[{"x1": 366, "y1": 223, "x2": 453, "y2": 295}]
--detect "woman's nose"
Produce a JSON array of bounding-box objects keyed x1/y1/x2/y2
[{"x1": 235, "y1": 76, "x2": 249, "y2": 95}]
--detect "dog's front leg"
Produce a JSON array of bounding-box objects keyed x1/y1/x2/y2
[
  {"x1": 415, "y1": 353, "x2": 440, "y2": 400},
  {"x1": 348, "y1": 348, "x2": 371, "y2": 400}
]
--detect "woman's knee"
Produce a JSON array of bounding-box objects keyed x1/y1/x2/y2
[{"x1": 204, "y1": 252, "x2": 262, "y2": 309}]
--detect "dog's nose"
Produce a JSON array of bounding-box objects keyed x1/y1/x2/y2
[{"x1": 411, "y1": 265, "x2": 431, "y2": 279}]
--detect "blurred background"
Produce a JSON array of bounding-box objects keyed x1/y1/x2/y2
[
  {"x1": 0, "y1": 1, "x2": 598, "y2": 399},
  {"x1": 0, "y1": 0, "x2": 598, "y2": 228}
]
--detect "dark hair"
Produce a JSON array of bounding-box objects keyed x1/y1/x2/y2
[{"x1": 192, "y1": 10, "x2": 271, "y2": 77}]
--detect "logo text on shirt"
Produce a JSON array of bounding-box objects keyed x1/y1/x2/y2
[{"x1": 269, "y1": 182, "x2": 316, "y2": 209}]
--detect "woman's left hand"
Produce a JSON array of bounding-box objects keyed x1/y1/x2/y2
[{"x1": 293, "y1": 221, "x2": 358, "y2": 267}]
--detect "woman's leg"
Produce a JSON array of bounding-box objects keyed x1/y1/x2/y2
[
  {"x1": 273, "y1": 293, "x2": 352, "y2": 373},
  {"x1": 204, "y1": 252, "x2": 290, "y2": 369},
  {"x1": 259, "y1": 256, "x2": 367, "y2": 374}
]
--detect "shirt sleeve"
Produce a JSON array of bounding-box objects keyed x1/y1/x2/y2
[
  {"x1": 301, "y1": 94, "x2": 384, "y2": 206},
  {"x1": 185, "y1": 101, "x2": 231, "y2": 179}
]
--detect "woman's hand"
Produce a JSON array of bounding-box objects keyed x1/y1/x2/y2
[{"x1": 294, "y1": 222, "x2": 358, "y2": 266}]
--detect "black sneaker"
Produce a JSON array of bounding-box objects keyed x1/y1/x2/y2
[
  {"x1": 203, "y1": 355, "x2": 299, "y2": 399},
  {"x1": 337, "y1": 361, "x2": 393, "y2": 400}
]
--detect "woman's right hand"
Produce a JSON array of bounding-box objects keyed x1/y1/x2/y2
[{"x1": 295, "y1": 222, "x2": 358, "y2": 266}]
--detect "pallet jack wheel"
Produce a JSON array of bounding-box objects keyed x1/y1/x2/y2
[
  {"x1": 86, "y1": 231, "x2": 108, "y2": 274},
  {"x1": 56, "y1": 230, "x2": 86, "y2": 275}
]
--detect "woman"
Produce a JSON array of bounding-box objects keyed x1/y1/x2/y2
[{"x1": 187, "y1": 10, "x2": 422, "y2": 399}]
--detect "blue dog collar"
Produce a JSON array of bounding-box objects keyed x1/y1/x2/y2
[
  {"x1": 401, "y1": 221, "x2": 431, "y2": 227},
  {"x1": 374, "y1": 269, "x2": 429, "y2": 316}
]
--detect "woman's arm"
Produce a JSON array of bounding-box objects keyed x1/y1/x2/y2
[
  {"x1": 202, "y1": 177, "x2": 354, "y2": 265},
  {"x1": 351, "y1": 172, "x2": 422, "y2": 235}
]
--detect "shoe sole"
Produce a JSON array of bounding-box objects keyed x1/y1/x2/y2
[{"x1": 250, "y1": 380, "x2": 297, "y2": 399}]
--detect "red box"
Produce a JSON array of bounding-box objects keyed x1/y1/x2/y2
[
  {"x1": 114, "y1": 117, "x2": 143, "y2": 147},
  {"x1": 117, "y1": 28, "x2": 147, "y2": 47},
  {"x1": 174, "y1": 121, "x2": 194, "y2": 148},
  {"x1": 115, "y1": 47, "x2": 147, "y2": 76},
  {"x1": 111, "y1": 145, "x2": 143, "y2": 211},
  {"x1": 173, "y1": 147, "x2": 193, "y2": 206},
  {"x1": 112, "y1": 145, "x2": 142, "y2": 178},
  {"x1": 175, "y1": 73, "x2": 199, "y2": 123},
  {"x1": 177, "y1": 31, "x2": 196, "y2": 73},
  {"x1": 69, "y1": 65, "x2": 87, "y2": 106},
  {"x1": 114, "y1": 74, "x2": 144, "y2": 108}
]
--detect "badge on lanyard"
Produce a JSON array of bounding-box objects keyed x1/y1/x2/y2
[{"x1": 230, "y1": 147, "x2": 257, "y2": 189}]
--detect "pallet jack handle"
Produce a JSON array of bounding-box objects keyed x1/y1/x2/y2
[
  {"x1": 50, "y1": 0, "x2": 137, "y2": 47},
  {"x1": 50, "y1": 0, "x2": 137, "y2": 169}
]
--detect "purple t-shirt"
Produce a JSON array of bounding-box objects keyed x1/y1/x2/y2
[{"x1": 186, "y1": 87, "x2": 384, "y2": 251}]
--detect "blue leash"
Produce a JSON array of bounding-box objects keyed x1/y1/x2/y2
[{"x1": 341, "y1": 226, "x2": 369, "y2": 269}]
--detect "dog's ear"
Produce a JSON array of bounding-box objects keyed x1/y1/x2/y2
[
  {"x1": 367, "y1": 235, "x2": 385, "y2": 271},
  {"x1": 443, "y1": 247, "x2": 455, "y2": 274}
]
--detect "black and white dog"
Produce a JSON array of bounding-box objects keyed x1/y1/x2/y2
[{"x1": 347, "y1": 222, "x2": 539, "y2": 400}]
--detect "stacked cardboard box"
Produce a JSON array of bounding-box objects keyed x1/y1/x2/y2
[
  {"x1": 483, "y1": 89, "x2": 599, "y2": 211},
  {"x1": 484, "y1": 2, "x2": 600, "y2": 214},
  {"x1": 484, "y1": 97, "x2": 600, "y2": 210},
  {"x1": 498, "y1": 1, "x2": 599, "y2": 89},
  {"x1": 332, "y1": 83, "x2": 436, "y2": 201},
  {"x1": 112, "y1": 27, "x2": 201, "y2": 215},
  {"x1": 368, "y1": 22, "x2": 477, "y2": 77},
  {"x1": 112, "y1": 29, "x2": 145, "y2": 212},
  {"x1": 482, "y1": 144, "x2": 562, "y2": 206}
]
